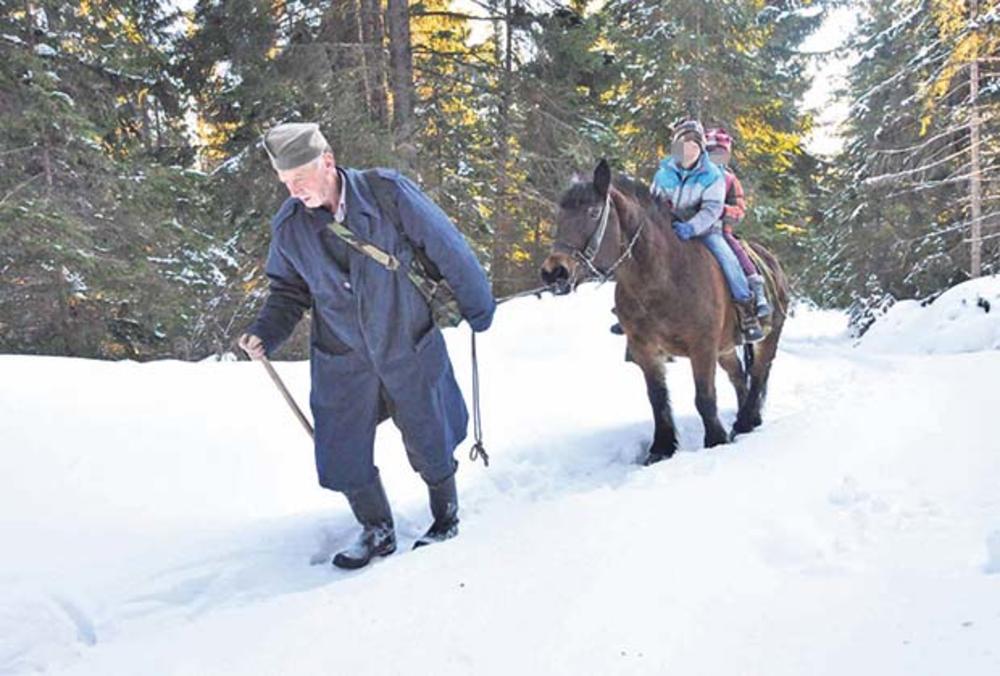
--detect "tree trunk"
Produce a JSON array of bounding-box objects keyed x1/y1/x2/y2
[
  {"x1": 23, "y1": 0, "x2": 36, "y2": 47},
  {"x1": 139, "y1": 91, "x2": 152, "y2": 152},
  {"x1": 490, "y1": 0, "x2": 516, "y2": 296},
  {"x1": 969, "y1": 0, "x2": 983, "y2": 278},
  {"x1": 154, "y1": 97, "x2": 164, "y2": 152},
  {"x1": 386, "y1": 0, "x2": 417, "y2": 170},
  {"x1": 358, "y1": 0, "x2": 388, "y2": 128},
  {"x1": 53, "y1": 268, "x2": 73, "y2": 356},
  {"x1": 322, "y1": 1, "x2": 365, "y2": 102},
  {"x1": 42, "y1": 145, "x2": 52, "y2": 189}
]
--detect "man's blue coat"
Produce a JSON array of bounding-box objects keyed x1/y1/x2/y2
[{"x1": 249, "y1": 167, "x2": 495, "y2": 492}]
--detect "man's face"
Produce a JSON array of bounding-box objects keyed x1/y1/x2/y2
[{"x1": 277, "y1": 153, "x2": 336, "y2": 209}]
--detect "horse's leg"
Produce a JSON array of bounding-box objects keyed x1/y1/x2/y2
[
  {"x1": 718, "y1": 349, "x2": 748, "y2": 412},
  {"x1": 689, "y1": 346, "x2": 729, "y2": 448},
  {"x1": 631, "y1": 343, "x2": 677, "y2": 464},
  {"x1": 733, "y1": 327, "x2": 781, "y2": 434}
]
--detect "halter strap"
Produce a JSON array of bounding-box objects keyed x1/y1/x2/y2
[
  {"x1": 577, "y1": 191, "x2": 644, "y2": 283},
  {"x1": 582, "y1": 191, "x2": 612, "y2": 262}
]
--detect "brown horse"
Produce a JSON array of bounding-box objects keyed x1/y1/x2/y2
[{"x1": 540, "y1": 160, "x2": 789, "y2": 463}]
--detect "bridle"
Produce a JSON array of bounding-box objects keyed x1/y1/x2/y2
[{"x1": 553, "y1": 189, "x2": 645, "y2": 284}]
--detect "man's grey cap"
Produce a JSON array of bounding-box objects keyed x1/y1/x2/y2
[{"x1": 263, "y1": 122, "x2": 329, "y2": 171}]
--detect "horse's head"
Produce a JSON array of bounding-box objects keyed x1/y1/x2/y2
[{"x1": 540, "y1": 159, "x2": 622, "y2": 295}]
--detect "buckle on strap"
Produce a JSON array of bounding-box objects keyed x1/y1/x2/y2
[
  {"x1": 327, "y1": 221, "x2": 401, "y2": 271},
  {"x1": 363, "y1": 244, "x2": 400, "y2": 271}
]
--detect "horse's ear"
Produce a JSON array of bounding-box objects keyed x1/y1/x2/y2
[{"x1": 593, "y1": 159, "x2": 611, "y2": 197}]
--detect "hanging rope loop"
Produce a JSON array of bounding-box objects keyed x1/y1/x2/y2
[{"x1": 468, "y1": 330, "x2": 490, "y2": 467}]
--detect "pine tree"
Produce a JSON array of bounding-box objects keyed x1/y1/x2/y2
[
  {"x1": 806, "y1": 0, "x2": 999, "y2": 326},
  {"x1": 600, "y1": 0, "x2": 830, "y2": 265},
  {"x1": 0, "y1": 1, "x2": 233, "y2": 358}
]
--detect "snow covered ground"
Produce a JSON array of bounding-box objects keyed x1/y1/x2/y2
[
  {"x1": 859, "y1": 275, "x2": 1000, "y2": 354},
  {"x1": 2, "y1": 280, "x2": 999, "y2": 675}
]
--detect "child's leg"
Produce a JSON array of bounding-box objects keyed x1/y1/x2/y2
[
  {"x1": 723, "y1": 226, "x2": 758, "y2": 277},
  {"x1": 724, "y1": 228, "x2": 772, "y2": 318},
  {"x1": 701, "y1": 231, "x2": 752, "y2": 302}
]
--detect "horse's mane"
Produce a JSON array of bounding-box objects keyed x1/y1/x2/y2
[
  {"x1": 612, "y1": 174, "x2": 656, "y2": 207},
  {"x1": 558, "y1": 173, "x2": 661, "y2": 212}
]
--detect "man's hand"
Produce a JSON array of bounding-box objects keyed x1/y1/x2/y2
[{"x1": 239, "y1": 333, "x2": 266, "y2": 361}]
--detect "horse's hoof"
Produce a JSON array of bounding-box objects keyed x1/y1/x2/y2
[
  {"x1": 728, "y1": 428, "x2": 739, "y2": 442},
  {"x1": 643, "y1": 452, "x2": 671, "y2": 466},
  {"x1": 732, "y1": 419, "x2": 755, "y2": 435}
]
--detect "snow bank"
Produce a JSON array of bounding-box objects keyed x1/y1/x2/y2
[
  {"x1": 986, "y1": 531, "x2": 1000, "y2": 575},
  {"x1": 1, "y1": 283, "x2": 999, "y2": 675},
  {"x1": 860, "y1": 275, "x2": 1000, "y2": 354}
]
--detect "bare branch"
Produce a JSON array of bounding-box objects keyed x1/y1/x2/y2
[
  {"x1": 0, "y1": 173, "x2": 43, "y2": 208},
  {"x1": 411, "y1": 11, "x2": 502, "y2": 22},
  {"x1": 864, "y1": 133, "x2": 1000, "y2": 188}
]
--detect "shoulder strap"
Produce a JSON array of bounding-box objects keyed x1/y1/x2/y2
[
  {"x1": 362, "y1": 169, "x2": 401, "y2": 229},
  {"x1": 326, "y1": 218, "x2": 400, "y2": 271},
  {"x1": 363, "y1": 169, "x2": 444, "y2": 282}
]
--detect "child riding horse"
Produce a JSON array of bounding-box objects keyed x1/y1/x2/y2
[
  {"x1": 651, "y1": 119, "x2": 765, "y2": 343},
  {"x1": 705, "y1": 127, "x2": 771, "y2": 319},
  {"x1": 541, "y1": 160, "x2": 788, "y2": 461}
]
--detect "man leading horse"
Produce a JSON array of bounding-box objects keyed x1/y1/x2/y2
[{"x1": 240, "y1": 122, "x2": 495, "y2": 569}]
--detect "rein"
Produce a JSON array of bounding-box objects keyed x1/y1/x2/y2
[
  {"x1": 463, "y1": 191, "x2": 650, "y2": 469},
  {"x1": 466, "y1": 282, "x2": 555, "y2": 467}
]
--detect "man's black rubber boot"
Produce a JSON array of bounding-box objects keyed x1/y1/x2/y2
[
  {"x1": 413, "y1": 473, "x2": 459, "y2": 549},
  {"x1": 333, "y1": 474, "x2": 396, "y2": 570}
]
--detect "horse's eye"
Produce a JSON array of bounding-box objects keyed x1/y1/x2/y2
[{"x1": 587, "y1": 206, "x2": 603, "y2": 220}]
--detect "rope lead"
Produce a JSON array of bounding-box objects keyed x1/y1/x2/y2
[{"x1": 469, "y1": 331, "x2": 490, "y2": 467}]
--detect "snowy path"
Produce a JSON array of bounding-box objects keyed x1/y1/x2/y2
[{"x1": 1, "y1": 284, "x2": 998, "y2": 675}]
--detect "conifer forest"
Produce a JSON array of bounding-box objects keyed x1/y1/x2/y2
[{"x1": 1, "y1": 0, "x2": 997, "y2": 359}]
